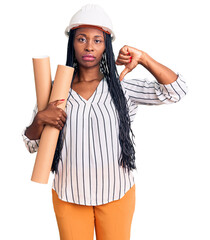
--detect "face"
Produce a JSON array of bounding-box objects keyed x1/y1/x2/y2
[{"x1": 73, "y1": 27, "x2": 106, "y2": 68}]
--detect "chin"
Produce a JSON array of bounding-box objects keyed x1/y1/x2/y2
[{"x1": 79, "y1": 60, "x2": 100, "y2": 68}]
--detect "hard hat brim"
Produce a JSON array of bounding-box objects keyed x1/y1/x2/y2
[{"x1": 64, "y1": 24, "x2": 116, "y2": 41}]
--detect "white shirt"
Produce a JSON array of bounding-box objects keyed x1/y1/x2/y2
[{"x1": 22, "y1": 72, "x2": 188, "y2": 206}]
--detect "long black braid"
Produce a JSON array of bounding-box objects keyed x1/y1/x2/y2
[{"x1": 51, "y1": 29, "x2": 137, "y2": 175}]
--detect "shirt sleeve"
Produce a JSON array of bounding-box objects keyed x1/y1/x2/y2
[
  {"x1": 121, "y1": 72, "x2": 188, "y2": 105},
  {"x1": 21, "y1": 103, "x2": 40, "y2": 153}
]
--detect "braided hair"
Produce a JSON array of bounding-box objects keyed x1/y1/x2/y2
[{"x1": 51, "y1": 29, "x2": 137, "y2": 175}]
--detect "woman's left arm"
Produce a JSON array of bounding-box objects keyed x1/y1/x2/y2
[
  {"x1": 116, "y1": 45, "x2": 178, "y2": 84},
  {"x1": 116, "y1": 45, "x2": 188, "y2": 105}
]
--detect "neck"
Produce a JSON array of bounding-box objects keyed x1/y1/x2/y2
[{"x1": 76, "y1": 65, "x2": 103, "y2": 82}]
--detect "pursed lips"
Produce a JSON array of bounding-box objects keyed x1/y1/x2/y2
[{"x1": 82, "y1": 54, "x2": 96, "y2": 61}]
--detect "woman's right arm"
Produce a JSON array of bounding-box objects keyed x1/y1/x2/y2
[
  {"x1": 24, "y1": 111, "x2": 44, "y2": 140},
  {"x1": 22, "y1": 99, "x2": 67, "y2": 153}
]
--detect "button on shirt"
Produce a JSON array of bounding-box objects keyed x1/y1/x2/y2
[{"x1": 22, "y1": 73, "x2": 188, "y2": 206}]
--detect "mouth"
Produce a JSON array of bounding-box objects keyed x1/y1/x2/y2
[{"x1": 82, "y1": 54, "x2": 96, "y2": 61}]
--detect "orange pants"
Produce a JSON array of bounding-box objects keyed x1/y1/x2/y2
[{"x1": 52, "y1": 184, "x2": 136, "y2": 240}]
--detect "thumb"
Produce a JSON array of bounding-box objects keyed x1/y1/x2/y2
[
  {"x1": 53, "y1": 99, "x2": 65, "y2": 106},
  {"x1": 119, "y1": 67, "x2": 130, "y2": 81}
]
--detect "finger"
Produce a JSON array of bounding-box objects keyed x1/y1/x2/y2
[
  {"x1": 118, "y1": 53, "x2": 131, "y2": 60},
  {"x1": 58, "y1": 108, "x2": 67, "y2": 118},
  {"x1": 53, "y1": 99, "x2": 65, "y2": 106},
  {"x1": 115, "y1": 59, "x2": 123, "y2": 65},
  {"x1": 120, "y1": 46, "x2": 130, "y2": 56},
  {"x1": 59, "y1": 114, "x2": 67, "y2": 123},
  {"x1": 55, "y1": 120, "x2": 63, "y2": 130},
  {"x1": 116, "y1": 57, "x2": 132, "y2": 65},
  {"x1": 57, "y1": 99, "x2": 65, "y2": 105},
  {"x1": 58, "y1": 119, "x2": 64, "y2": 128},
  {"x1": 62, "y1": 110, "x2": 67, "y2": 119},
  {"x1": 56, "y1": 110, "x2": 67, "y2": 124},
  {"x1": 119, "y1": 67, "x2": 130, "y2": 81},
  {"x1": 57, "y1": 124, "x2": 62, "y2": 130}
]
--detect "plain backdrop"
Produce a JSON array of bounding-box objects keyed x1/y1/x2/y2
[{"x1": 1, "y1": 0, "x2": 209, "y2": 239}]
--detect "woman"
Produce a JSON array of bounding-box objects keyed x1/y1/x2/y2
[{"x1": 22, "y1": 4, "x2": 188, "y2": 240}]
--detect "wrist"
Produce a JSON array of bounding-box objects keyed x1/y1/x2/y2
[
  {"x1": 35, "y1": 111, "x2": 45, "y2": 126},
  {"x1": 138, "y1": 51, "x2": 148, "y2": 66}
]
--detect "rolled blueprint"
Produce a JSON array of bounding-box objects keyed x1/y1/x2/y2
[
  {"x1": 31, "y1": 65, "x2": 74, "y2": 184},
  {"x1": 32, "y1": 56, "x2": 52, "y2": 111}
]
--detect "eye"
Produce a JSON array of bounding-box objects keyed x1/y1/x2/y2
[
  {"x1": 78, "y1": 37, "x2": 86, "y2": 42},
  {"x1": 95, "y1": 39, "x2": 102, "y2": 43}
]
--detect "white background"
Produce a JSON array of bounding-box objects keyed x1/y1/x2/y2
[{"x1": 1, "y1": 0, "x2": 209, "y2": 239}]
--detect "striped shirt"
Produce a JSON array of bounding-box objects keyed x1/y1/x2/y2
[{"x1": 22, "y1": 72, "x2": 188, "y2": 206}]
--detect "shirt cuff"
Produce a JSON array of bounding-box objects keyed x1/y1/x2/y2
[
  {"x1": 158, "y1": 72, "x2": 188, "y2": 103},
  {"x1": 21, "y1": 128, "x2": 40, "y2": 153}
]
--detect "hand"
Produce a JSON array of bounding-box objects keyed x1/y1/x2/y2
[
  {"x1": 115, "y1": 45, "x2": 144, "y2": 81},
  {"x1": 38, "y1": 99, "x2": 67, "y2": 131}
]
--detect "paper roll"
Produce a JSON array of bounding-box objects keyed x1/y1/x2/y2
[
  {"x1": 32, "y1": 56, "x2": 52, "y2": 111},
  {"x1": 31, "y1": 65, "x2": 74, "y2": 184}
]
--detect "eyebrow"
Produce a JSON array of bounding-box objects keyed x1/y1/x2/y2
[{"x1": 76, "y1": 33, "x2": 103, "y2": 38}]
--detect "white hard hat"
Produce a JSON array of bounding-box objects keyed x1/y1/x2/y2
[{"x1": 64, "y1": 4, "x2": 116, "y2": 41}]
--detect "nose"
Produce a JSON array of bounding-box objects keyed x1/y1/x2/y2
[{"x1": 85, "y1": 40, "x2": 94, "y2": 52}]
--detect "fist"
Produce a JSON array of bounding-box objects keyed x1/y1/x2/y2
[
  {"x1": 39, "y1": 99, "x2": 67, "y2": 131},
  {"x1": 115, "y1": 45, "x2": 144, "y2": 81}
]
